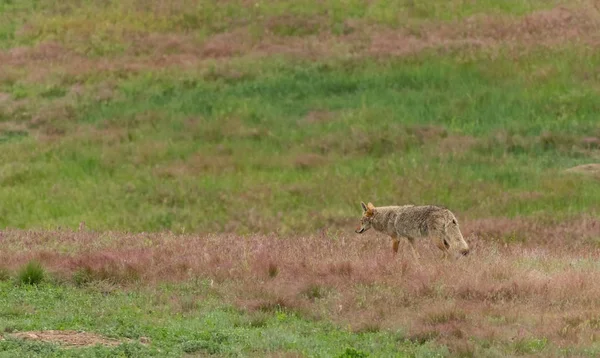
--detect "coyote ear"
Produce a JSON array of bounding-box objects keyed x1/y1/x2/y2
[
  {"x1": 365, "y1": 202, "x2": 375, "y2": 217},
  {"x1": 361, "y1": 201, "x2": 368, "y2": 212}
]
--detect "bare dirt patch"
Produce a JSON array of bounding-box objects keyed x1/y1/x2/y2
[
  {"x1": 300, "y1": 110, "x2": 337, "y2": 125},
  {"x1": 6, "y1": 330, "x2": 126, "y2": 348},
  {"x1": 154, "y1": 152, "x2": 236, "y2": 178},
  {"x1": 0, "y1": 92, "x2": 11, "y2": 104},
  {"x1": 434, "y1": 134, "x2": 478, "y2": 157},
  {"x1": 565, "y1": 163, "x2": 600, "y2": 179}
]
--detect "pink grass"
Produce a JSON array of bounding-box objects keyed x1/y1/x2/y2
[{"x1": 1, "y1": 216, "x2": 600, "y2": 352}]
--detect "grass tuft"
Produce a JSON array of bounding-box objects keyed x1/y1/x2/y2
[
  {"x1": 17, "y1": 260, "x2": 45, "y2": 286},
  {"x1": 267, "y1": 262, "x2": 279, "y2": 278},
  {"x1": 72, "y1": 267, "x2": 95, "y2": 287},
  {"x1": 0, "y1": 267, "x2": 11, "y2": 281},
  {"x1": 337, "y1": 347, "x2": 369, "y2": 358}
]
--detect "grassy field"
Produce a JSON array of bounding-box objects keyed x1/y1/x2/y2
[{"x1": 1, "y1": 0, "x2": 600, "y2": 356}]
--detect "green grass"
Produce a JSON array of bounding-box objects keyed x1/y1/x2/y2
[
  {"x1": 1, "y1": 50, "x2": 599, "y2": 233},
  {"x1": 0, "y1": 281, "x2": 446, "y2": 357}
]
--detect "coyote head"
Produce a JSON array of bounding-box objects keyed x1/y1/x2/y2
[
  {"x1": 443, "y1": 218, "x2": 470, "y2": 257},
  {"x1": 355, "y1": 201, "x2": 375, "y2": 234}
]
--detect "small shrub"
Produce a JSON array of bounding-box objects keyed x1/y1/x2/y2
[
  {"x1": 425, "y1": 308, "x2": 466, "y2": 324},
  {"x1": 73, "y1": 263, "x2": 141, "y2": 285},
  {"x1": 501, "y1": 231, "x2": 527, "y2": 244},
  {"x1": 3, "y1": 325, "x2": 17, "y2": 333},
  {"x1": 353, "y1": 322, "x2": 381, "y2": 334},
  {"x1": 407, "y1": 329, "x2": 440, "y2": 344},
  {"x1": 40, "y1": 85, "x2": 67, "y2": 99},
  {"x1": 178, "y1": 296, "x2": 198, "y2": 313},
  {"x1": 85, "y1": 280, "x2": 118, "y2": 296},
  {"x1": 111, "y1": 342, "x2": 148, "y2": 356},
  {"x1": 17, "y1": 261, "x2": 45, "y2": 285},
  {"x1": 267, "y1": 262, "x2": 279, "y2": 278},
  {"x1": 181, "y1": 340, "x2": 205, "y2": 354},
  {"x1": 72, "y1": 267, "x2": 95, "y2": 287},
  {"x1": 256, "y1": 297, "x2": 295, "y2": 313},
  {"x1": 301, "y1": 284, "x2": 329, "y2": 301},
  {"x1": 248, "y1": 311, "x2": 270, "y2": 328},
  {"x1": 181, "y1": 332, "x2": 229, "y2": 354},
  {"x1": 232, "y1": 311, "x2": 270, "y2": 328},
  {"x1": 338, "y1": 347, "x2": 369, "y2": 358},
  {"x1": 513, "y1": 337, "x2": 547, "y2": 355}
]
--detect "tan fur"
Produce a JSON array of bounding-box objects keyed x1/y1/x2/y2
[{"x1": 355, "y1": 201, "x2": 470, "y2": 261}]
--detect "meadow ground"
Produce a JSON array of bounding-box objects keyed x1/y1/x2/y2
[{"x1": 1, "y1": 0, "x2": 600, "y2": 356}]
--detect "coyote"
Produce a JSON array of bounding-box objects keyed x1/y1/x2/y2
[{"x1": 355, "y1": 202, "x2": 469, "y2": 260}]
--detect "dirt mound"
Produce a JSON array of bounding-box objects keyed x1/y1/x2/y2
[{"x1": 5, "y1": 330, "x2": 129, "y2": 348}]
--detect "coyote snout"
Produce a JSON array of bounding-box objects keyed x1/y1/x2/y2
[
  {"x1": 355, "y1": 201, "x2": 470, "y2": 261},
  {"x1": 355, "y1": 202, "x2": 375, "y2": 234}
]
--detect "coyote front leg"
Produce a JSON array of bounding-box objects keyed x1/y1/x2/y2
[
  {"x1": 435, "y1": 236, "x2": 450, "y2": 260},
  {"x1": 391, "y1": 235, "x2": 400, "y2": 254},
  {"x1": 407, "y1": 237, "x2": 421, "y2": 264}
]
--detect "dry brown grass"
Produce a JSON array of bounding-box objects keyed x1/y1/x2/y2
[
  {"x1": 2, "y1": 216, "x2": 600, "y2": 353},
  {"x1": 153, "y1": 153, "x2": 236, "y2": 178},
  {"x1": 292, "y1": 153, "x2": 328, "y2": 170},
  {"x1": 3, "y1": 4, "x2": 600, "y2": 84},
  {"x1": 310, "y1": 124, "x2": 455, "y2": 156},
  {"x1": 300, "y1": 110, "x2": 337, "y2": 125},
  {"x1": 369, "y1": 5, "x2": 600, "y2": 58}
]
